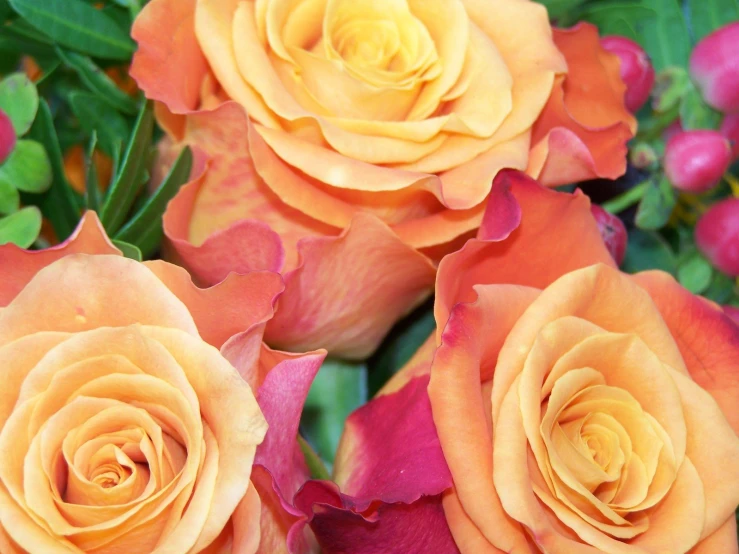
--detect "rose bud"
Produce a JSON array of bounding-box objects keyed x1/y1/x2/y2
[
  {"x1": 690, "y1": 22, "x2": 739, "y2": 113},
  {"x1": 664, "y1": 130, "x2": 732, "y2": 193},
  {"x1": 720, "y1": 113, "x2": 739, "y2": 159},
  {"x1": 0, "y1": 108, "x2": 15, "y2": 165},
  {"x1": 696, "y1": 197, "x2": 739, "y2": 277},
  {"x1": 590, "y1": 203, "x2": 627, "y2": 265},
  {"x1": 601, "y1": 35, "x2": 655, "y2": 112}
]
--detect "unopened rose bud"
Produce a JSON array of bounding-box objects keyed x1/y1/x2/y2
[
  {"x1": 696, "y1": 198, "x2": 739, "y2": 277},
  {"x1": 720, "y1": 113, "x2": 739, "y2": 160},
  {"x1": 590, "y1": 204, "x2": 627, "y2": 266},
  {"x1": 601, "y1": 36, "x2": 655, "y2": 113},
  {"x1": 664, "y1": 130, "x2": 732, "y2": 193},
  {"x1": 629, "y1": 142, "x2": 659, "y2": 169},
  {"x1": 0, "y1": 108, "x2": 15, "y2": 165},
  {"x1": 689, "y1": 22, "x2": 739, "y2": 113}
]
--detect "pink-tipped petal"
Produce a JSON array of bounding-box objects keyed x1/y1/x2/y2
[
  {"x1": 264, "y1": 213, "x2": 436, "y2": 360},
  {"x1": 0, "y1": 212, "x2": 119, "y2": 307}
]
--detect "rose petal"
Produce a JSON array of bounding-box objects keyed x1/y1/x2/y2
[{"x1": 688, "y1": 516, "x2": 739, "y2": 554}]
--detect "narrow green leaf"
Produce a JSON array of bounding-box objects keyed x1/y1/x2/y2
[
  {"x1": 28, "y1": 99, "x2": 80, "y2": 240},
  {"x1": 68, "y1": 91, "x2": 130, "y2": 157},
  {"x1": 687, "y1": 0, "x2": 739, "y2": 42},
  {"x1": 85, "y1": 131, "x2": 100, "y2": 212},
  {"x1": 0, "y1": 139, "x2": 51, "y2": 193},
  {"x1": 297, "y1": 437, "x2": 331, "y2": 481},
  {"x1": 0, "y1": 176, "x2": 20, "y2": 215},
  {"x1": 8, "y1": 0, "x2": 136, "y2": 60},
  {"x1": 679, "y1": 83, "x2": 722, "y2": 130},
  {"x1": 100, "y1": 101, "x2": 154, "y2": 234},
  {"x1": 301, "y1": 359, "x2": 368, "y2": 465},
  {"x1": 635, "y1": 176, "x2": 676, "y2": 230},
  {"x1": 0, "y1": 72, "x2": 38, "y2": 135},
  {"x1": 112, "y1": 239, "x2": 142, "y2": 261},
  {"x1": 0, "y1": 205, "x2": 41, "y2": 247},
  {"x1": 0, "y1": 0, "x2": 12, "y2": 20},
  {"x1": 114, "y1": 146, "x2": 192, "y2": 257},
  {"x1": 55, "y1": 48, "x2": 138, "y2": 114},
  {"x1": 622, "y1": 229, "x2": 677, "y2": 275},
  {"x1": 677, "y1": 252, "x2": 713, "y2": 294}
]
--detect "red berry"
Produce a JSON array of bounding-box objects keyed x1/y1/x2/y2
[
  {"x1": 695, "y1": 198, "x2": 739, "y2": 277},
  {"x1": 689, "y1": 22, "x2": 739, "y2": 113},
  {"x1": 590, "y1": 204, "x2": 627, "y2": 266},
  {"x1": 720, "y1": 113, "x2": 739, "y2": 160},
  {"x1": 664, "y1": 130, "x2": 732, "y2": 193},
  {"x1": 0, "y1": 109, "x2": 16, "y2": 165},
  {"x1": 601, "y1": 36, "x2": 655, "y2": 113}
]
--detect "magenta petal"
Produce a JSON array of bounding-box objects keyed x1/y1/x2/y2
[{"x1": 477, "y1": 169, "x2": 522, "y2": 242}]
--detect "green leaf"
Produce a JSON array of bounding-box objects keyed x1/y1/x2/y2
[
  {"x1": 100, "y1": 101, "x2": 154, "y2": 235},
  {"x1": 368, "y1": 301, "x2": 435, "y2": 396},
  {"x1": 68, "y1": 91, "x2": 130, "y2": 158},
  {"x1": 0, "y1": 176, "x2": 19, "y2": 214},
  {"x1": 0, "y1": 73, "x2": 38, "y2": 136},
  {"x1": 298, "y1": 436, "x2": 331, "y2": 481},
  {"x1": 686, "y1": 0, "x2": 739, "y2": 43},
  {"x1": 301, "y1": 359, "x2": 368, "y2": 466},
  {"x1": 114, "y1": 146, "x2": 192, "y2": 258},
  {"x1": 703, "y1": 270, "x2": 736, "y2": 304},
  {"x1": 536, "y1": 0, "x2": 588, "y2": 20},
  {"x1": 651, "y1": 67, "x2": 690, "y2": 113},
  {"x1": 0, "y1": 139, "x2": 51, "y2": 193},
  {"x1": 112, "y1": 239, "x2": 142, "y2": 261},
  {"x1": 577, "y1": 2, "x2": 653, "y2": 42},
  {"x1": 8, "y1": 0, "x2": 136, "y2": 60},
  {"x1": 679, "y1": 83, "x2": 722, "y2": 130},
  {"x1": 0, "y1": 205, "x2": 41, "y2": 247},
  {"x1": 0, "y1": 0, "x2": 12, "y2": 20},
  {"x1": 622, "y1": 229, "x2": 677, "y2": 275},
  {"x1": 85, "y1": 131, "x2": 101, "y2": 212},
  {"x1": 677, "y1": 252, "x2": 713, "y2": 294},
  {"x1": 635, "y1": 176, "x2": 676, "y2": 230},
  {"x1": 632, "y1": 0, "x2": 690, "y2": 71},
  {"x1": 28, "y1": 99, "x2": 80, "y2": 240},
  {"x1": 55, "y1": 48, "x2": 138, "y2": 114}
]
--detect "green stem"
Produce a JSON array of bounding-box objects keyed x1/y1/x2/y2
[{"x1": 601, "y1": 181, "x2": 651, "y2": 214}]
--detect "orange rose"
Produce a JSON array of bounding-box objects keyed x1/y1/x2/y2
[
  {"x1": 386, "y1": 171, "x2": 739, "y2": 553},
  {"x1": 130, "y1": 0, "x2": 635, "y2": 358},
  {"x1": 0, "y1": 213, "x2": 328, "y2": 553}
]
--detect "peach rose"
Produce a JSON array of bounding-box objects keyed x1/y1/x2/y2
[
  {"x1": 0, "y1": 213, "x2": 328, "y2": 554},
  {"x1": 130, "y1": 0, "x2": 635, "y2": 358},
  {"x1": 383, "y1": 171, "x2": 739, "y2": 553}
]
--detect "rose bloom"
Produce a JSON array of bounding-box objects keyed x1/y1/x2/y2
[
  {"x1": 130, "y1": 0, "x2": 635, "y2": 359},
  {"x1": 381, "y1": 171, "x2": 739, "y2": 553},
  {"x1": 0, "y1": 214, "x2": 327, "y2": 554}
]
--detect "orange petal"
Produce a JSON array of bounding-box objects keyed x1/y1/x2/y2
[
  {"x1": 632, "y1": 270, "x2": 739, "y2": 434},
  {"x1": 264, "y1": 212, "x2": 436, "y2": 359},
  {"x1": 0, "y1": 212, "x2": 119, "y2": 307},
  {"x1": 689, "y1": 517, "x2": 739, "y2": 554},
  {"x1": 130, "y1": 0, "x2": 211, "y2": 113}
]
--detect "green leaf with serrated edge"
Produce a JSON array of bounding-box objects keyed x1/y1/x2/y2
[
  {"x1": 686, "y1": 0, "x2": 739, "y2": 43},
  {"x1": 100, "y1": 101, "x2": 153, "y2": 234},
  {"x1": 55, "y1": 48, "x2": 138, "y2": 114},
  {"x1": 298, "y1": 436, "x2": 331, "y2": 481},
  {"x1": 114, "y1": 146, "x2": 192, "y2": 258},
  {"x1": 0, "y1": 205, "x2": 41, "y2": 247},
  {"x1": 0, "y1": 139, "x2": 51, "y2": 193},
  {"x1": 680, "y1": 83, "x2": 722, "y2": 130},
  {"x1": 635, "y1": 176, "x2": 676, "y2": 230},
  {"x1": 632, "y1": 0, "x2": 689, "y2": 71},
  {"x1": 622, "y1": 229, "x2": 677, "y2": 275},
  {"x1": 301, "y1": 359, "x2": 367, "y2": 466},
  {"x1": 367, "y1": 299, "x2": 435, "y2": 397},
  {"x1": 8, "y1": 0, "x2": 135, "y2": 60},
  {"x1": 0, "y1": 73, "x2": 38, "y2": 136},
  {"x1": 112, "y1": 239, "x2": 142, "y2": 261},
  {"x1": 85, "y1": 131, "x2": 100, "y2": 212},
  {"x1": 28, "y1": 99, "x2": 80, "y2": 240},
  {"x1": 0, "y1": 177, "x2": 19, "y2": 215},
  {"x1": 68, "y1": 91, "x2": 130, "y2": 158},
  {"x1": 677, "y1": 252, "x2": 713, "y2": 294}
]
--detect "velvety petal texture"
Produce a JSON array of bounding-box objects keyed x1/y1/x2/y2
[{"x1": 130, "y1": 0, "x2": 635, "y2": 357}]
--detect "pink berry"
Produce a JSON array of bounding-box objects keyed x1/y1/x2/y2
[
  {"x1": 695, "y1": 198, "x2": 739, "y2": 277},
  {"x1": 689, "y1": 22, "x2": 739, "y2": 113},
  {"x1": 590, "y1": 204, "x2": 627, "y2": 266},
  {"x1": 0, "y1": 109, "x2": 15, "y2": 165},
  {"x1": 720, "y1": 113, "x2": 739, "y2": 160},
  {"x1": 664, "y1": 130, "x2": 732, "y2": 193},
  {"x1": 601, "y1": 36, "x2": 655, "y2": 113}
]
